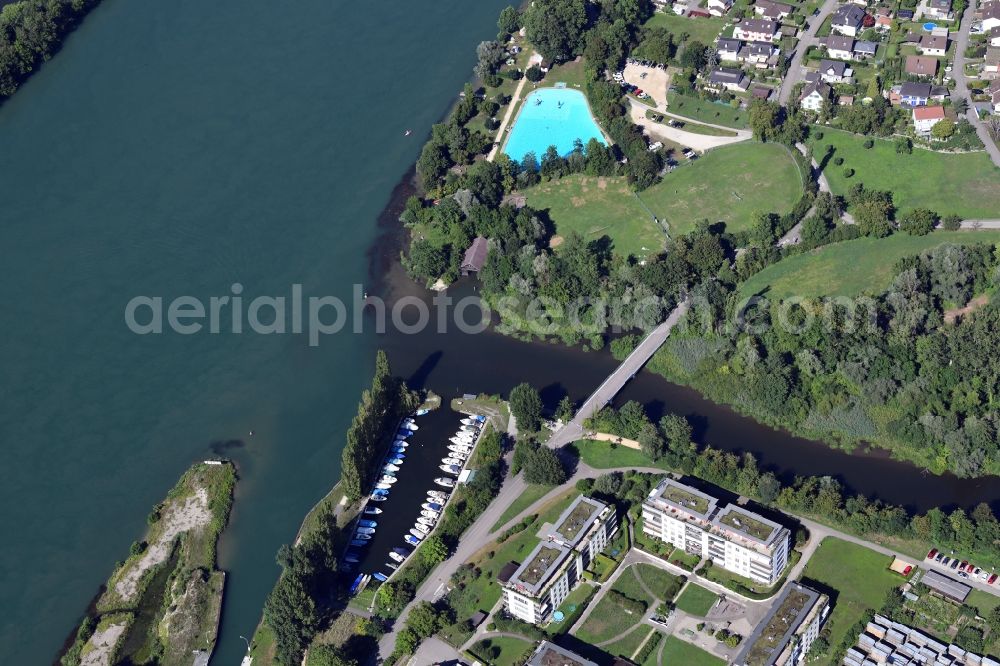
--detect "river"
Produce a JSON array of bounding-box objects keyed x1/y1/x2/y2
[{"x1": 0, "y1": 0, "x2": 997, "y2": 664}]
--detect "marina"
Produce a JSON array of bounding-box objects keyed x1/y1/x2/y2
[{"x1": 341, "y1": 404, "x2": 486, "y2": 581}]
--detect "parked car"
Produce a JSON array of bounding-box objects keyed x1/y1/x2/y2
[
  {"x1": 927, "y1": 548, "x2": 938, "y2": 559},
  {"x1": 950, "y1": 559, "x2": 961, "y2": 569},
  {"x1": 958, "y1": 571, "x2": 970, "y2": 579},
  {"x1": 942, "y1": 556, "x2": 951, "y2": 565},
  {"x1": 935, "y1": 552, "x2": 945, "y2": 562},
  {"x1": 968, "y1": 564, "x2": 977, "y2": 573},
  {"x1": 960, "y1": 560, "x2": 968, "y2": 570},
  {"x1": 978, "y1": 571, "x2": 989, "y2": 581},
  {"x1": 988, "y1": 573, "x2": 997, "y2": 584}
]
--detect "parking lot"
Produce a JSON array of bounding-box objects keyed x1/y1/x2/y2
[{"x1": 622, "y1": 61, "x2": 670, "y2": 109}]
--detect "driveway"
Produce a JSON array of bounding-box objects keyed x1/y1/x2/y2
[
  {"x1": 952, "y1": 0, "x2": 1000, "y2": 167},
  {"x1": 779, "y1": 0, "x2": 842, "y2": 105},
  {"x1": 629, "y1": 100, "x2": 751, "y2": 152}
]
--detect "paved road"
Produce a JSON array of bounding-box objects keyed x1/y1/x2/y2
[
  {"x1": 779, "y1": 0, "x2": 842, "y2": 105},
  {"x1": 630, "y1": 101, "x2": 752, "y2": 152},
  {"x1": 953, "y1": 0, "x2": 1000, "y2": 167},
  {"x1": 547, "y1": 302, "x2": 688, "y2": 449}
]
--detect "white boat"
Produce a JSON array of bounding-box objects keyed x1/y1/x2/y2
[
  {"x1": 356, "y1": 527, "x2": 375, "y2": 535},
  {"x1": 370, "y1": 494, "x2": 387, "y2": 502},
  {"x1": 402, "y1": 421, "x2": 419, "y2": 430},
  {"x1": 450, "y1": 436, "x2": 474, "y2": 445},
  {"x1": 440, "y1": 464, "x2": 461, "y2": 475},
  {"x1": 389, "y1": 551, "x2": 406, "y2": 563},
  {"x1": 446, "y1": 450, "x2": 468, "y2": 460},
  {"x1": 414, "y1": 408, "x2": 429, "y2": 416},
  {"x1": 442, "y1": 457, "x2": 464, "y2": 467},
  {"x1": 427, "y1": 490, "x2": 447, "y2": 500},
  {"x1": 383, "y1": 464, "x2": 399, "y2": 473},
  {"x1": 417, "y1": 518, "x2": 435, "y2": 528},
  {"x1": 375, "y1": 482, "x2": 393, "y2": 490},
  {"x1": 434, "y1": 477, "x2": 455, "y2": 488},
  {"x1": 411, "y1": 524, "x2": 430, "y2": 535},
  {"x1": 421, "y1": 509, "x2": 440, "y2": 519},
  {"x1": 364, "y1": 506, "x2": 383, "y2": 515},
  {"x1": 353, "y1": 533, "x2": 372, "y2": 540},
  {"x1": 447, "y1": 444, "x2": 472, "y2": 453},
  {"x1": 379, "y1": 475, "x2": 398, "y2": 484},
  {"x1": 393, "y1": 440, "x2": 409, "y2": 448},
  {"x1": 422, "y1": 502, "x2": 444, "y2": 511},
  {"x1": 461, "y1": 417, "x2": 479, "y2": 425},
  {"x1": 460, "y1": 425, "x2": 478, "y2": 432},
  {"x1": 386, "y1": 563, "x2": 399, "y2": 570},
  {"x1": 410, "y1": 527, "x2": 429, "y2": 538}
]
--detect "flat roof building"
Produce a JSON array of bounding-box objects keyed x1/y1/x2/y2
[
  {"x1": 642, "y1": 477, "x2": 791, "y2": 586},
  {"x1": 502, "y1": 495, "x2": 617, "y2": 624},
  {"x1": 921, "y1": 569, "x2": 971, "y2": 603},
  {"x1": 526, "y1": 641, "x2": 598, "y2": 666},
  {"x1": 735, "y1": 583, "x2": 830, "y2": 666}
]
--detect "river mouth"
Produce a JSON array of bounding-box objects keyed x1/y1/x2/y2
[{"x1": 364, "y1": 172, "x2": 1000, "y2": 515}]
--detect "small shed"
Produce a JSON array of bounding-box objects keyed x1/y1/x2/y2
[
  {"x1": 461, "y1": 236, "x2": 489, "y2": 275},
  {"x1": 922, "y1": 569, "x2": 971, "y2": 603},
  {"x1": 469, "y1": 610, "x2": 488, "y2": 628}
]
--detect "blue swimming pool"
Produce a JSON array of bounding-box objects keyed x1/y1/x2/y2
[
  {"x1": 504, "y1": 88, "x2": 607, "y2": 164},
  {"x1": 922, "y1": 21, "x2": 937, "y2": 30}
]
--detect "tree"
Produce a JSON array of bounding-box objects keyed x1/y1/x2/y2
[
  {"x1": 406, "y1": 601, "x2": 444, "y2": 638},
  {"x1": 523, "y1": 0, "x2": 589, "y2": 62},
  {"x1": 419, "y1": 535, "x2": 448, "y2": 565},
  {"x1": 941, "y1": 214, "x2": 962, "y2": 230},
  {"x1": 555, "y1": 395, "x2": 574, "y2": 422},
  {"x1": 931, "y1": 118, "x2": 956, "y2": 140},
  {"x1": 748, "y1": 100, "x2": 781, "y2": 142},
  {"x1": 525, "y1": 447, "x2": 567, "y2": 484},
  {"x1": 475, "y1": 40, "x2": 507, "y2": 79},
  {"x1": 306, "y1": 645, "x2": 358, "y2": 666},
  {"x1": 639, "y1": 421, "x2": 667, "y2": 460},
  {"x1": 898, "y1": 208, "x2": 937, "y2": 235},
  {"x1": 678, "y1": 41, "x2": 709, "y2": 72},
  {"x1": 406, "y1": 239, "x2": 448, "y2": 282},
  {"x1": 525, "y1": 64, "x2": 544, "y2": 82},
  {"x1": 498, "y1": 5, "x2": 521, "y2": 38},
  {"x1": 509, "y1": 382, "x2": 543, "y2": 432},
  {"x1": 416, "y1": 139, "x2": 451, "y2": 190}
]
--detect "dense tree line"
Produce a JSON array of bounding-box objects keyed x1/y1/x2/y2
[
  {"x1": 653, "y1": 242, "x2": 1000, "y2": 478},
  {"x1": 587, "y1": 402, "x2": 1000, "y2": 567},
  {"x1": 0, "y1": 0, "x2": 100, "y2": 100},
  {"x1": 340, "y1": 351, "x2": 420, "y2": 500}
]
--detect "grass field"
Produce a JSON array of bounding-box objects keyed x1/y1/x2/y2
[
  {"x1": 810, "y1": 129, "x2": 1000, "y2": 218},
  {"x1": 675, "y1": 584, "x2": 719, "y2": 616},
  {"x1": 524, "y1": 175, "x2": 666, "y2": 259},
  {"x1": 640, "y1": 143, "x2": 803, "y2": 236},
  {"x1": 469, "y1": 635, "x2": 534, "y2": 666},
  {"x1": 659, "y1": 636, "x2": 725, "y2": 666},
  {"x1": 568, "y1": 440, "x2": 669, "y2": 470},
  {"x1": 549, "y1": 583, "x2": 597, "y2": 635},
  {"x1": 634, "y1": 563, "x2": 684, "y2": 601},
  {"x1": 645, "y1": 12, "x2": 727, "y2": 46},
  {"x1": 490, "y1": 483, "x2": 553, "y2": 532},
  {"x1": 545, "y1": 58, "x2": 590, "y2": 89},
  {"x1": 800, "y1": 538, "x2": 905, "y2": 666},
  {"x1": 738, "y1": 231, "x2": 1000, "y2": 300},
  {"x1": 577, "y1": 567, "x2": 657, "y2": 643},
  {"x1": 605, "y1": 625, "x2": 655, "y2": 660},
  {"x1": 666, "y1": 91, "x2": 749, "y2": 128},
  {"x1": 968, "y1": 589, "x2": 1000, "y2": 617}
]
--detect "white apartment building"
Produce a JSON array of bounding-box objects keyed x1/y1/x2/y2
[
  {"x1": 501, "y1": 495, "x2": 617, "y2": 624},
  {"x1": 642, "y1": 477, "x2": 790, "y2": 586},
  {"x1": 734, "y1": 583, "x2": 830, "y2": 666}
]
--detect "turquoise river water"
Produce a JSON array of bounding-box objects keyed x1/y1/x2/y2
[{"x1": 0, "y1": 0, "x2": 510, "y2": 662}]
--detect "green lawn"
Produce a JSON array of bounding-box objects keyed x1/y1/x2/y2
[
  {"x1": 666, "y1": 91, "x2": 748, "y2": 128},
  {"x1": 645, "y1": 13, "x2": 727, "y2": 49},
  {"x1": 968, "y1": 589, "x2": 1000, "y2": 617},
  {"x1": 523, "y1": 175, "x2": 666, "y2": 260},
  {"x1": 544, "y1": 58, "x2": 590, "y2": 89},
  {"x1": 633, "y1": 563, "x2": 684, "y2": 601},
  {"x1": 739, "y1": 231, "x2": 1000, "y2": 300},
  {"x1": 800, "y1": 538, "x2": 905, "y2": 666},
  {"x1": 810, "y1": 129, "x2": 1000, "y2": 218},
  {"x1": 659, "y1": 636, "x2": 724, "y2": 666},
  {"x1": 639, "y1": 143, "x2": 803, "y2": 236},
  {"x1": 675, "y1": 584, "x2": 719, "y2": 616},
  {"x1": 490, "y1": 483, "x2": 553, "y2": 532},
  {"x1": 549, "y1": 582, "x2": 597, "y2": 635},
  {"x1": 604, "y1": 625, "x2": 655, "y2": 660},
  {"x1": 576, "y1": 570, "x2": 656, "y2": 643},
  {"x1": 613, "y1": 566, "x2": 659, "y2": 606},
  {"x1": 469, "y1": 635, "x2": 534, "y2": 666},
  {"x1": 568, "y1": 440, "x2": 668, "y2": 470}
]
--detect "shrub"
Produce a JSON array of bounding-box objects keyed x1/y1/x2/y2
[
  {"x1": 834, "y1": 156, "x2": 844, "y2": 165},
  {"x1": 863, "y1": 138, "x2": 874, "y2": 148},
  {"x1": 843, "y1": 168, "x2": 854, "y2": 178},
  {"x1": 525, "y1": 65, "x2": 544, "y2": 82}
]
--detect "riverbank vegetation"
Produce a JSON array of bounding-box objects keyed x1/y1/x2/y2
[
  {"x1": 59, "y1": 461, "x2": 236, "y2": 666},
  {"x1": 577, "y1": 403, "x2": 1000, "y2": 572},
  {"x1": 0, "y1": 0, "x2": 102, "y2": 101}
]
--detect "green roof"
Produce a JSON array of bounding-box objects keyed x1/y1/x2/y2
[
  {"x1": 555, "y1": 499, "x2": 599, "y2": 543},
  {"x1": 743, "y1": 588, "x2": 812, "y2": 666},
  {"x1": 661, "y1": 484, "x2": 711, "y2": 515},
  {"x1": 518, "y1": 546, "x2": 563, "y2": 587},
  {"x1": 718, "y1": 509, "x2": 775, "y2": 541}
]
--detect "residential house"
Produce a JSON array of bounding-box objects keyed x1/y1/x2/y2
[
  {"x1": 985, "y1": 47, "x2": 1000, "y2": 78},
  {"x1": 733, "y1": 18, "x2": 780, "y2": 42},
  {"x1": 716, "y1": 37, "x2": 743, "y2": 61},
  {"x1": 501, "y1": 495, "x2": 617, "y2": 624},
  {"x1": 739, "y1": 41, "x2": 780, "y2": 67},
  {"x1": 874, "y1": 7, "x2": 894, "y2": 31},
  {"x1": 641, "y1": 477, "x2": 792, "y2": 585},
  {"x1": 461, "y1": 237, "x2": 489, "y2": 275},
  {"x1": 826, "y1": 35, "x2": 855, "y2": 60},
  {"x1": 527, "y1": 642, "x2": 598, "y2": 666},
  {"x1": 919, "y1": 34, "x2": 948, "y2": 56},
  {"x1": 853, "y1": 40, "x2": 878, "y2": 58},
  {"x1": 990, "y1": 79, "x2": 1000, "y2": 112},
  {"x1": 734, "y1": 584, "x2": 831, "y2": 666},
  {"x1": 708, "y1": 0, "x2": 734, "y2": 16},
  {"x1": 831, "y1": 4, "x2": 867, "y2": 36},
  {"x1": 751, "y1": 85, "x2": 773, "y2": 100},
  {"x1": 906, "y1": 55, "x2": 939, "y2": 77},
  {"x1": 925, "y1": 0, "x2": 954, "y2": 20},
  {"x1": 990, "y1": 26, "x2": 1000, "y2": 46},
  {"x1": 706, "y1": 67, "x2": 751, "y2": 91},
  {"x1": 913, "y1": 105, "x2": 946, "y2": 135},
  {"x1": 817, "y1": 59, "x2": 854, "y2": 83},
  {"x1": 897, "y1": 8, "x2": 915, "y2": 20},
  {"x1": 891, "y1": 81, "x2": 932, "y2": 106},
  {"x1": 980, "y1": 1, "x2": 1000, "y2": 32},
  {"x1": 755, "y1": 0, "x2": 793, "y2": 20}
]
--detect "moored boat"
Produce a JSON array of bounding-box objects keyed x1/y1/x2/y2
[
  {"x1": 405, "y1": 534, "x2": 421, "y2": 545},
  {"x1": 421, "y1": 509, "x2": 439, "y2": 519},
  {"x1": 422, "y1": 501, "x2": 443, "y2": 511},
  {"x1": 427, "y1": 490, "x2": 447, "y2": 500},
  {"x1": 439, "y1": 464, "x2": 461, "y2": 475},
  {"x1": 375, "y1": 482, "x2": 392, "y2": 490},
  {"x1": 370, "y1": 494, "x2": 387, "y2": 502},
  {"x1": 417, "y1": 517, "x2": 435, "y2": 528},
  {"x1": 373, "y1": 572, "x2": 388, "y2": 582},
  {"x1": 344, "y1": 553, "x2": 360, "y2": 563},
  {"x1": 460, "y1": 417, "x2": 479, "y2": 426},
  {"x1": 386, "y1": 563, "x2": 399, "y2": 570},
  {"x1": 414, "y1": 408, "x2": 430, "y2": 416},
  {"x1": 359, "y1": 520, "x2": 377, "y2": 527},
  {"x1": 396, "y1": 428, "x2": 414, "y2": 437},
  {"x1": 447, "y1": 444, "x2": 472, "y2": 453},
  {"x1": 356, "y1": 527, "x2": 375, "y2": 535},
  {"x1": 393, "y1": 440, "x2": 409, "y2": 448},
  {"x1": 350, "y1": 539, "x2": 368, "y2": 547},
  {"x1": 352, "y1": 533, "x2": 371, "y2": 540},
  {"x1": 460, "y1": 425, "x2": 478, "y2": 432},
  {"x1": 387, "y1": 457, "x2": 404, "y2": 465},
  {"x1": 442, "y1": 457, "x2": 464, "y2": 466},
  {"x1": 379, "y1": 475, "x2": 397, "y2": 484},
  {"x1": 363, "y1": 506, "x2": 383, "y2": 515},
  {"x1": 410, "y1": 527, "x2": 429, "y2": 537},
  {"x1": 383, "y1": 464, "x2": 399, "y2": 473},
  {"x1": 402, "y1": 420, "x2": 418, "y2": 430},
  {"x1": 434, "y1": 477, "x2": 455, "y2": 488},
  {"x1": 389, "y1": 551, "x2": 406, "y2": 563}
]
